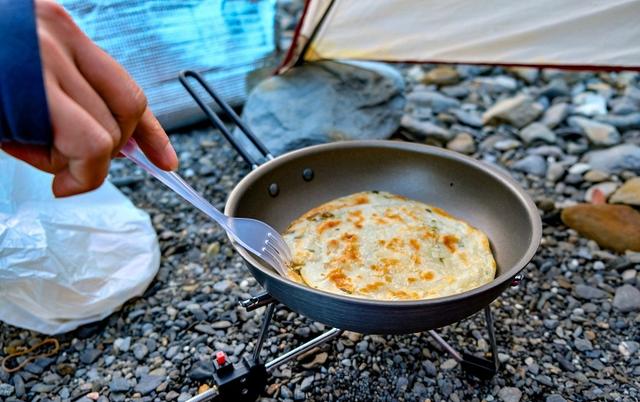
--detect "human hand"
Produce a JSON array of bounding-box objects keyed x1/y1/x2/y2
[{"x1": 0, "y1": 0, "x2": 178, "y2": 197}]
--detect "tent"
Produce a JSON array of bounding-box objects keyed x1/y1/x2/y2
[{"x1": 279, "y1": 0, "x2": 640, "y2": 73}]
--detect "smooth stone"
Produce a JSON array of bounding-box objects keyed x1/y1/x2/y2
[
  {"x1": 446, "y1": 133, "x2": 476, "y2": 154},
  {"x1": 613, "y1": 285, "x2": 640, "y2": 312},
  {"x1": 508, "y1": 67, "x2": 539, "y2": 84},
  {"x1": 440, "y1": 359, "x2": 457, "y2": 370},
  {"x1": 529, "y1": 145, "x2": 565, "y2": 157},
  {"x1": 475, "y1": 75, "x2": 518, "y2": 93},
  {"x1": 213, "y1": 279, "x2": 234, "y2": 293},
  {"x1": 80, "y1": 349, "x2": 102, "y2": 365},
  {"x1": 483, "y1": 94, "x2": 544, "y2": 128},
  {"x1": 239, "y1": 60, "x2": 405, "y2": 156},
  {"x1": 422, "y1": 65, "x2": 460, "y2": 85},
  {"x1": 573, "y1": 92, "x2": 607, "y2": 116},
  {"x1": 539, "y1": 78, "x2": 570, "y2": 99},
  {"x1": 575, "y1": 338, "x2": 593, "y2": 352},
  {"x1": 542, "y1": 103, "x2": 570, "y2": 128},
  {"x1": 582, "y1": 144, "x2": 640, "y2": 174},
  {"x1": 498, "y1": 386, "x2": 522, "y2": 402},
  {"x1": 451, "y1": 109, "x2": 483, "y2": 127},
  {"x1": 134, "y1": 375, "x2": 165, "y2": 395},
  {"x1": 568, "y1": 116, "x2": 620, "y2": 146},
  {"x1": 512, "y1": 155, "x2": 547, "y2": 176},
  {"x1": 619, "y1": 341, "x2": 640, "y2": 357},
  {"x1": 574, "y1": 284, "x2": 608, "y2": 300},
  {"x1": 401, "y1": 115, "x2": 452, "y2": 141},
  {"x1": 211, "y1": 321, "x2": 232, "y2": 329},
  {"x1": 299, "y1": 375, "x2": 314, "y2": 392},
  {"x1": 519, "y1": 122, "x2": 557, "y2": 144},
  {"x1": 622, "y1": 269, "x2": 637, "y2": 284},
  {"x1": 546, "y1": 162, "x2": 565, "y2": 182},
  {"x1": 596, "y1": 112, "x2": 640, "y2": 130},
  {"x1": 583, "y1": 170, "x2": 609, "y2": 182},
  {"x1": 546, "y1": 395, "x2": 567, "y2": 402},
  {"x1": 113, "y1": 337, "x2": 131, "y2": 353},
  {"x1": 110, "y1": 377, "x2": 131, "y2": 393},
  {"x1": 609, "y1": 177, "x2": 640, "y2": 206},
  {"x1": 133, "y1": 343, "x2": 149, "y2": 361},
  {"x1": 0, "y1": 383, "x2": 14, "y2": 397},
  {"x1": 584, "y1": 182, "x2": 618, "y2": 203},
  {"x1": 407, "y1": 90, "x2": 460, "y2": 113},
  {"x1": 494, "y1": 139, "x2": 522, "y2": 151},
  {"x1": 569, "y1": 163, "x2": 591, "y2": 175},
  {"x1": 561, "y1": 204, "x2": 640, "y2": 252}
]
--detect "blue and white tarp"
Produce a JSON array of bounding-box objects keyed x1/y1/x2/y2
[{"x1": 61, "y1": 0, "x2": 277, "y2": 129}]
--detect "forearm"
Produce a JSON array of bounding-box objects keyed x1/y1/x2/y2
[{"x1": 0, "y1": 0, "x2": 51, "y2": 145}]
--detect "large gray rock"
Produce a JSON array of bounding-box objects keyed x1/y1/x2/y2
[
  {"x1": 238, "y1": 61, "x2": 405, "y2": 157},
  {"x1": 582, "y1": 144, "x2": 640, "y2": 174}
]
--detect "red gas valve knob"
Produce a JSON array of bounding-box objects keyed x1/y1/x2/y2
[{"x1": 216, "y1": 351, "x2": 227, "y2": 366}]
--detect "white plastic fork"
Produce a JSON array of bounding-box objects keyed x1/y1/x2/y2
[{"x1": 120, "y1": 139, "x2": 292, "y2": 276}]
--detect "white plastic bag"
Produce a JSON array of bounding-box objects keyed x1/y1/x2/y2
[{"x1": 0, "y1": 151, "x2": 160, "y2": 334}]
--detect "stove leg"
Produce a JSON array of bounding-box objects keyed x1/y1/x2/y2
[
  {"x1": 253, "y1": 303, "x2": 276, "y2": 364},
  {"x1": 427, "y1": 305, "x2": 498, "y2": 379}
]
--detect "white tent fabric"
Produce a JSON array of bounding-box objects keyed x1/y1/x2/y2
[{"x1": 281, "y1": 0, "x2": 640, "y2": 71}]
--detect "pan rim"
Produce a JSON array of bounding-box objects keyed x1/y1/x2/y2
[{"x1": 224, "y1": 139, "x2": 542, "y2": 307}]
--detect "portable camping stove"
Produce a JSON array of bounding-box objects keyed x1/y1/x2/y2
[{"x1": 185, "y1": 274, "x2": 522, "y2": 402}]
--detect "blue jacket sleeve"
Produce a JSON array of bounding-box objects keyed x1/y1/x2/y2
[{"x1": 0, "y1": 0, "x2": 52, "y2": 145}]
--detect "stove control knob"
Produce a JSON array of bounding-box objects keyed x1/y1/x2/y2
[{"x1": 216, "y1": 351, "x2": 227, "y2": 366}]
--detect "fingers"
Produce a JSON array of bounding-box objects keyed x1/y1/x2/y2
[
  {"x1": 47, "y1": 84, "x2": 113, "y2": 197},
  {"x1": 132, "y1": 108, "x2": 179, "y2": 171},
  {"x1": 39, "y1": 32, "x2": 122, "y2": 154},
  {"x1": 70, "y1": 35, "x2": 158, "y2": 155}
]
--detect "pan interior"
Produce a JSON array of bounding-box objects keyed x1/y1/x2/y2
[{"x1": 226, "y1": 142, "x2": 539, "y2": 283}]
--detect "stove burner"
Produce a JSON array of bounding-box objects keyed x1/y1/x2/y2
[{"x1": 185, "y1": 291, "x2": 502, "y2": 402}]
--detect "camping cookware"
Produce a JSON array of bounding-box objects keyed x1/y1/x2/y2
[{"x1": 179, "y1": 70, "x2": 542, "y2": 335}]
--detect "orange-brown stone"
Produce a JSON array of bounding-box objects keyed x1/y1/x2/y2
[{"x1": 561, "y1": 204, "x2": 640, "y2": 252}]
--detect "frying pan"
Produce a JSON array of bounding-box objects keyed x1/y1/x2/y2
[{"x1": 180, "y1": 71, "x2": 542, "y2": 335}]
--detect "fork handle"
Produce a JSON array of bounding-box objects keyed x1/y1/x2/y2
[{"x1": 120, "y1": 139, "x2": 228, "y2": 227}]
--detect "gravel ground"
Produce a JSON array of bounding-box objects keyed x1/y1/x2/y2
[{"x1": 2, "y1": 2, "x2": 640, "y2": 401}]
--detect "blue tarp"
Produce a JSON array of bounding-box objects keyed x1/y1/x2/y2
[{"x1": 61, "y1": 0, "x2": 277, "y2": 129}]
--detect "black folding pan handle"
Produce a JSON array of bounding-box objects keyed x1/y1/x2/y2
[{"x1": 179, "y1": 70, "x2": 273, "y2": 169}]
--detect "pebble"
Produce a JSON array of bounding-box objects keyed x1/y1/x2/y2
[
  {"x1": 610, "y1": 177, "x2": 640, "y2": 206},
  {"x1": 622, "y1": 269, "x2": 637, "y2": 284},
  {"x1": 134, "y1": 374, "x2": 165, "y2": 395},
  {"x1": 300, "y1": 375, "x2": 314, "y2": 392},
  {"x1": 440, "y1": 359, "x2": 458, "y2": 370},
  {"x1": 114, "y1": 337, "x2": 131, "y2": 353},
  {"x1": 110, "y1": 377, "x2": 131, "y2": 393},
  {"x1": 618, "y1": 341, "x2": 640, "y2": 357},
  {"x1": 574, "y1": 284, "x2": 608, "y2": 300},
  {"x1": 498, "y1": 387, "x2": 522, "y2": 402},
  {"x1": 542, "y1": 102, "x2": 570, "y2": 128},
  {"x1": 80, "y1": 349, "x2": 102, "y2": 365},
  {"x1": 133, "y1": 343, "x2": 149, "y2": 361},
  {"x1": 583, "y1": 169, "x2": 609, "y2": 182},
  {"x1": 512, "y1": 155, "x2": 547, "y2": 176},
  {"x1": 575, "y1": 338, "x2": 593, "y2": 352},
  {"x1": 446, "y1": 133, "x2": 476, "y2": 154},
  {"x1": 568, "y1": 116, "x2": 620, "y2": 146},
  {"x1": 0, "y1": 383, "x2": 15, "y2": 397},
  {"x1": 401, "y1": 115, "x2": 453, "y2": 141},
  {"x1": 582, "y1": 144, "x2": 640, "y2": 174},
  {"x1": 612, "y1": 285, "x2": 640, "y2": 312},
  {"x1": 519, "y1": 122, "x2": 557, "y2": 144},
  {"x1": 546, "y1": 395, "x2": 567, "y2": 402},
  {"x1": 213, "y1": 279, "x2": 234, "y2": 293},
  {"x1": 422, "y1": 65, "x2": 460, "y2": 85},
  {"x1": 407, "y1": 90, "x2": 460, "y2": 113},
  {"x1": 483, "y1": 94, "x2": 544, "y2": 128},
  {"x1": 573, "y1": 92, "x2": 607, "y2": 116}
]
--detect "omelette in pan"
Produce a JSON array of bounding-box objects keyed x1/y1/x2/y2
[{"x1": 283, "y1": 191, "x2": 496, "y2": 300}]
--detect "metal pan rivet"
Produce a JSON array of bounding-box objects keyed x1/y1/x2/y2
[
  {"x1": 302, "y1": 168, "x2": 314, "y2": 181},
  {"x1": 450, "y1": 182, "x2": 454, "y2": 187},
  {"x1": 268, "y1": 183, "x2": 279, "y2": 197}
]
